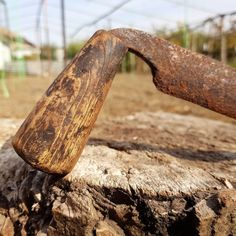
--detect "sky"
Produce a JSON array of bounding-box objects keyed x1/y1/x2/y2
[{"x1": 0, "y1": 0, "x2": 236, "y2": 47}]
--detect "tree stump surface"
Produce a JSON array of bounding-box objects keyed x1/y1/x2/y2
[{"x1": 0, "y1": 112, "x2": 235, "y2": 236}]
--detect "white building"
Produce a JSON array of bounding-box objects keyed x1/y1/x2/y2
[
  {"x1": 11, "y1": 40, "x2": 40, "y2": 59},
  {"x1": 0, "y1": 27, "x2": 39, "y2": 62}
]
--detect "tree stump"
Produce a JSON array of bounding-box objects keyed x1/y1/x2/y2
[{"x1": 0, "y1": 112, "x2": 235, "y2": 236}]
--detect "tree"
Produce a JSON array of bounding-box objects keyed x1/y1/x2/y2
[
  {"x1": 154, "y1": 26, "x2": 236, "y2": 67},
  {"x1": 40, "y1": 44, "x2": 56, "y2": 60},
  {"x1": 67, "y1": 41, "x2": 85, "y2": 59}
]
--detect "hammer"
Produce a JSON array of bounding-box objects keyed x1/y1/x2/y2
[{"x1": 12, "y1": 29, "x2": 236, "y2": 175}]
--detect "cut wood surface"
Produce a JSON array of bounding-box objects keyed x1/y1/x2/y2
[{"x1": 0, "y1": 112, "x2": 235, "y2": 235}]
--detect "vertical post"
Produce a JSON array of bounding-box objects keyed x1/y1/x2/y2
[
  {"x1": 220, "y1": 15, "x2": 227, "y2": 64},
  {"x1": 44, "y1": 0, "x2": 51, "y2": 76},
  {"x1": 36, "y1": 0, "x2": 44, "y2": 77},
  {"x1": 0, "y1": 0, "x2": 10, "y2": 97},
  {"x1": 0, "y1": 0, "x2": 3, "y2": 24},
  {"x1": 191, "y1": 31, "x2": 197, "y2": 52},
  {"x1": 3, "y1": 3, "x2": 9, "y2": 29},
  {"x1": 16, "y1": 36, "x2": 26, "y2": 80},
  {"x1": 4, "y1": 1, "x2": 11, "y2": 62},
  {"x1": 36, "y1": 27, "x2": 43, "y2": 77},
  {"x1": 130, "y1": 52, "x2": 135, "y2": 73},
  {"x1": 183, "y1": 0, "x2": 189, "y2": 48},
  {"x1": 61, "y1": 0, "x2": 67, "y2": 68}
]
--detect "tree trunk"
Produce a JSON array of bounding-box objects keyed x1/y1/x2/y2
[{"x1": 0, "y1": 112, "x2": 235, "y2": 236}]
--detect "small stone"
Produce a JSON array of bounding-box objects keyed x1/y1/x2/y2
[
  {"x1": 34, "y1": 193, "x2": 42, "y2": 202},
  {"x1": 224, "y1": 179, "x2": 233, "y2": 189}
]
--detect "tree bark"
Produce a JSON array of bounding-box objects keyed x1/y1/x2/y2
[{"x1": 0, "y1": 112, "x2": 235, "y2": 236}]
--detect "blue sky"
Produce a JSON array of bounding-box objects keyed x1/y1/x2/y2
[{"x1": 0, "y1": 0, "x2": 236, "y2": 46}]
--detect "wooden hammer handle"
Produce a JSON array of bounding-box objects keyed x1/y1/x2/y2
[{"x1": 12, "y1": 30, "x2": 127, "y2": 175}]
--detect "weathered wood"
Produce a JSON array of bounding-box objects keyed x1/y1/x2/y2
[
  {"x1": 0, "y1": 112, "x2": 236, "y2": 235},
  {"x1": 12, "y1": 31, "x2": 127, "y2": 175}
]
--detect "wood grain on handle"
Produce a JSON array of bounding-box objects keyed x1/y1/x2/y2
[{"x1": 12, "y1": 30, "x2": 127, "y2": 175}]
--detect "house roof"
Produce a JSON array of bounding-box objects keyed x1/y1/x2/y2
[
  {"x1": 0, "y1": 27, "x2": 16, "y2": 41},
  {"x1": 0, "y1": 27, "x2": 36, "y2": 48}
]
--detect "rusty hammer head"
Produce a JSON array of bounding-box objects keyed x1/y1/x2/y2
[{"x1": 12, "y1": 28, "x2": 236, "y2": 175}]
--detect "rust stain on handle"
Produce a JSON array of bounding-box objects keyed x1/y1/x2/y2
[{"x1": 12, "y1": 28, "x2": 236, "y2": 175}]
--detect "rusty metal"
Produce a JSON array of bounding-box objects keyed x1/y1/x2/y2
[
  {"x1": 12, "y1": 28, "x2": 236, "y2": 175},
  {"x1": 111, "y1": 28, "x2": 236, "y2": 119}
]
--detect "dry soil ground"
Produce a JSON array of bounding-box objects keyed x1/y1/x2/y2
[
  {"x1": 0, "y1": 74, "x2": 236, "y2": 236},
  {"x1": 0, "y1": 73, "x2": 235, "y2": 124}
]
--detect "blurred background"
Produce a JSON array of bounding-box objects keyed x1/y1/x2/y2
[{"x1": 0, "y1": 0, "x2": 236, "y2": 123}]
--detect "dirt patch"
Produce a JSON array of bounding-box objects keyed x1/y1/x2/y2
[
  {"x1": 0, "y1": 73, "x2": 235, "y2": 124},
  {"x1": 0, "y1": 113, "x2": 235, "y2": 235}
]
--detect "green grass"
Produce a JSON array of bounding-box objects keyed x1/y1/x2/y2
[{"x1": 228, "y1": 60, "x2": 236, "y2": 68}]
